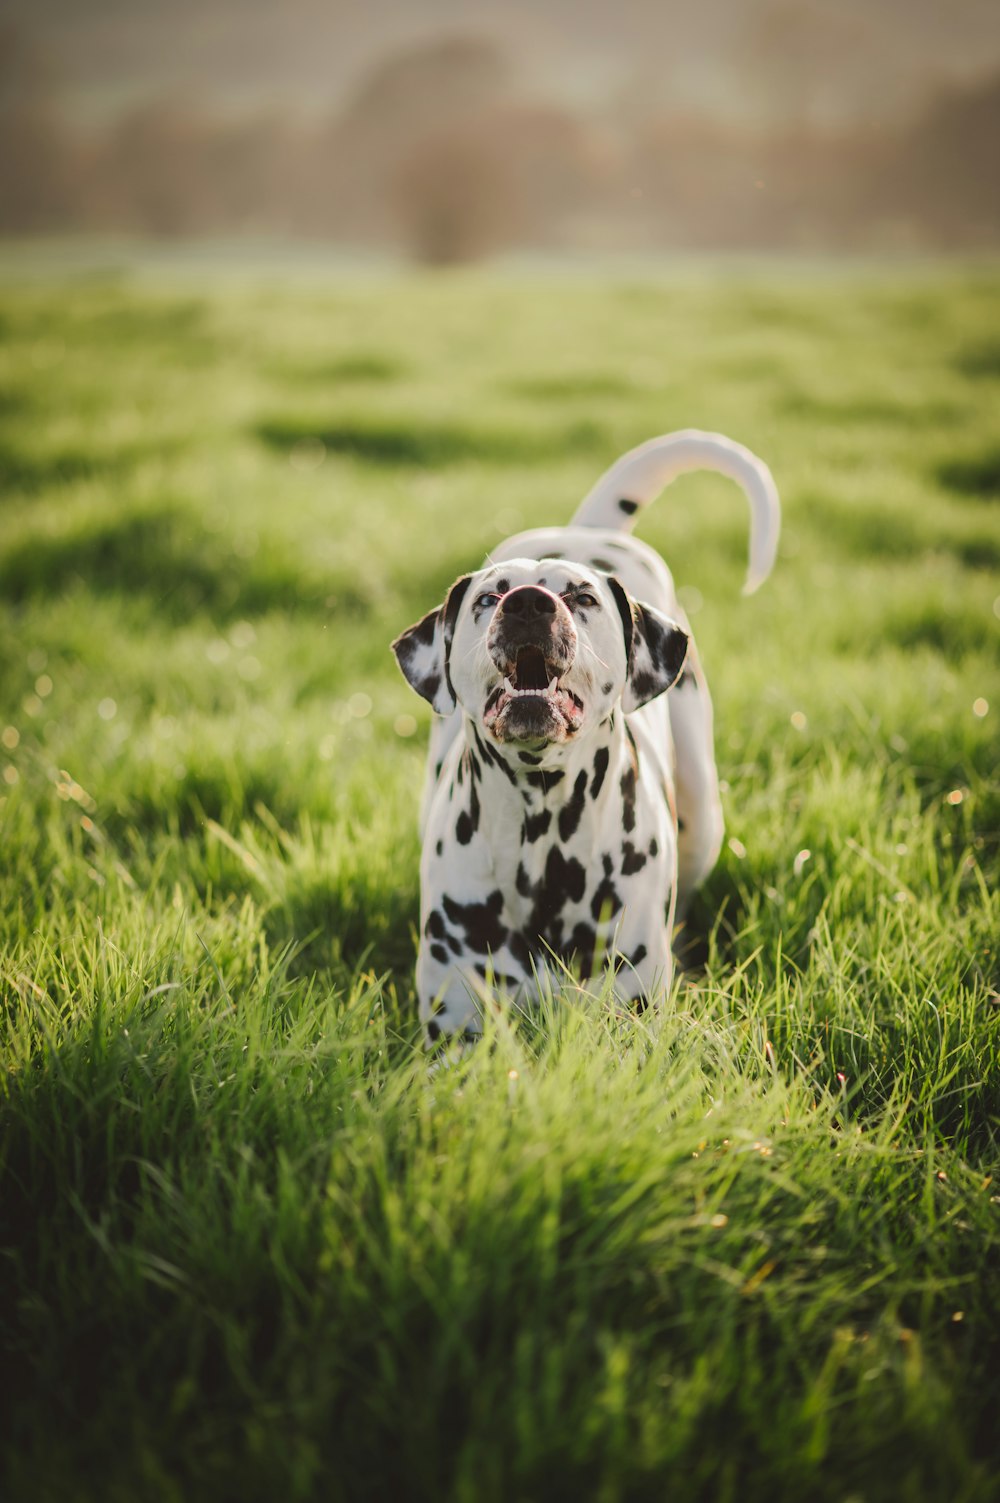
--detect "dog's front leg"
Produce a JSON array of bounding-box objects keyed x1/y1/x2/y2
[{"x1": 416, "y1": 946, "x2": 486, "y2": 1043}]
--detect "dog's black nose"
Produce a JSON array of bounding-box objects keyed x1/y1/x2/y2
[{"x1": 500, "y1": 586, "x2": 557, "y2": 619}]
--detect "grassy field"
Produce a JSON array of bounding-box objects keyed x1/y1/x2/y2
[{"x1": 1, "y1": 258, "x2": 998, "y2": 1502}]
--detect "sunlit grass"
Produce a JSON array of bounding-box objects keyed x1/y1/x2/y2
[{"x1": 1, "y1": 262, "x2": 998, "y2": 1502}]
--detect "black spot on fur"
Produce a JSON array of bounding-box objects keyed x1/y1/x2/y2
[
  {"x1": 441, "y1": 574, "x2": 472, "y2": 703},
  {"x1": 473, "y1": 728, "x2": 518, "y2": 785},
  {"x1": 446, "y1": 934, "x2": 462, "y2": 956},
  {"x1": 630, "y1": 667, "x2": 658, "y2": 702},
  {"x1": 422, "y1": 672, "x2": 442, "y2": 705},
  {"x1": 435, "y1": 839, "x2": 443, "y2": 856},
  {"x1": 425, "y1": 910, "x2": 446, "y2": 939},
  {"x1": 642, "y1": 607, "x2": 688, "y2": 683},
  {"x1": 650, "y1": 618, "x2": 688, "y2": 680},
  {"x1": 518, "y1": 751, "x2": 544, "y2": 765},
  {"x1": 590, "y1": 746, "x2": 610, "y2": 800},
  {"x1": 516, "y1": 862, "x2": 532, "y2": 897},
  {"x1": 625, "y1": 605, "x2": 687, "y2": 705},
  {"x1": 551, "y1": 847, "x2": 587, "y2": 905},
  {"x1": 526, "y1": 768, "x2": 564, "y2": 792},
  {"x1": 455, "y1": 781, "x2": 481, "y2": 845},
  {"x1": 562, "y1": 922, "x2": 598, "y2": 978},
  {"x1": 590, "y1": 557, "x2": 614, "y2": 572},
  {"x1": 443, "y1": 890, "x2": 507, "y2": 954},
  {"x1": 674, "y1": 667, "x2": 690, "y2": 690},
  {"x1": 473, "y1": 961, "x2": 521, "y2": 990},
  {"x1": 648, "y1": 837, "x2": 658, "y2": 857},
  {"x1": 628, "y1": 943, "x2": 647, "y2": 968},
  {"x1": 412, "y1": 613, "x2": 438, "y2": 647},
  {"x1": 508, "y1": 931, "x2": 532, "y2": 969},
  {"x1": 677, "y1": 816, "x2": 686, "y2": 833},
  {"x1": 602, "y1": 681, "x2": 613, "y2": 696},
  {"x1": 558, "y1": 769, "x2": 588, "y2": 841},
  {"x1": 524, "y1": 808, "x2": 552, "y2": 843},
  {"x1": 426, "y1": 1020, "x2": 441, "y2": 1042},
  {"x1": 622, "y1": 841, "x2": 647, "y2": 875},
  {"x1": 607, "y1": 577, "x2": 635, "y2": 666},
  {"x1": 590, "y1": 854, "x2": 622, "y2": 922},
  {"x1": 495, "y1": 578, "x2": 509, "y2": 594},
  {"x1": 430, "y1": 942, "x2": 449, "y2": 964},
  {"x1": 393, "y1": 612, "x2": 437, "y2": 687},
  {"x1": 620, "y1": 762, "x2": 637, "y2": 834},
  {"x1": 516, "y1": 846, "x2": 588, "y2": 957},
  {"x1": 618, "y1": 498, "x2": 639, "y2": 515}
]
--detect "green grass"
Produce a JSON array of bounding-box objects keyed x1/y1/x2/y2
[{"x1": 1, "y1": 260, "x2": 999, "y2": 1502}]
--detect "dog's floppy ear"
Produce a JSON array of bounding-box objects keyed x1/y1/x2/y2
[
  {"x1": 391, "y1": 574, "x2": 473, "y2": 715},
  {"x1": 607, "y1": 576, "x2": 688, "y2": 713}
]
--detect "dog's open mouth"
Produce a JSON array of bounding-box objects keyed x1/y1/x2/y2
[{"x1": 483, "y1": 645, "x2": 583, "y2": 741}]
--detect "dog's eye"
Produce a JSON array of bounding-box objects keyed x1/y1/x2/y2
[
  {"x1": 575, "y1": 591, "x2": 599, "y2": 608},
  {"x1": 476, "y1": 591, "x2": 500, "y2": 609}
]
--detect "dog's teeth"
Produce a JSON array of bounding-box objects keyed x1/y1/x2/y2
[{"x1": 501, "y1": 675, "x2": 560, "y2": 701}]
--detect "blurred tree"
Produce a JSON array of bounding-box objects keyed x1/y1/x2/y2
[
  {"x1": 736, "y1": 0, "x2": 881, "y2": 127},
  {"x1": 0, "y1": 23, "x2": 86, "y2": 232},
  {"x1": 0, "y1": 18, "x2": 998, "y2": 255},
  {"x1": 99, "y1": 101, "x2": 295, "y2": 236},
  {"x1": 871, "y1": 70, "x2": 1000, "y2": 246}
]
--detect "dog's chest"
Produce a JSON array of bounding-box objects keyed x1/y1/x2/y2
[{"x1": 429, "y1": 712, "x2": 677, "y2": 967}]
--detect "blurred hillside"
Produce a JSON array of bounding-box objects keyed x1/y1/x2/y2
[{"x1": 2, "y1": 2, "x2": 999, "y2": 259}]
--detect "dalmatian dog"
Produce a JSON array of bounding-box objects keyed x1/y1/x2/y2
[{"x1": 392, "y1": 429, "x2": 780, "y2": 1043}]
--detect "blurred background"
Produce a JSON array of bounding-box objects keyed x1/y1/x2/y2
[{"x1": 2, "y1": 0, "x2": 999, "y2": 263}]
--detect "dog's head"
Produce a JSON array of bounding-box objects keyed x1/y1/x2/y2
[{"x1": 392, "y1": 559, "x2": 688, "y2": 748}]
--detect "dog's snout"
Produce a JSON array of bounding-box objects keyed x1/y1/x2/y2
[
  {"x1": 500, "y1": 586, "x2": 557, "y2": 620},
  {"x1": 487, "y1": 581, "x2": 576, "y2": 678}
]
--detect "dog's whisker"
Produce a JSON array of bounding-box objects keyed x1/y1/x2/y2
[
  {"x1": 458, "y1": 637, "x2": 493, "y2": 667},
  {"x1": 580, "y1": 640, "x2": 611, "y2": 671}
]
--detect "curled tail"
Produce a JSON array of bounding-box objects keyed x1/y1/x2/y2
[{"x1": 571, "y1": 429, "x2": 780, "y2": 594}]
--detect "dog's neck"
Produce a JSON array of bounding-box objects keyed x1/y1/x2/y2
[{"x1": 456, "y1": 709, "x2": 639, "y2": 874}]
